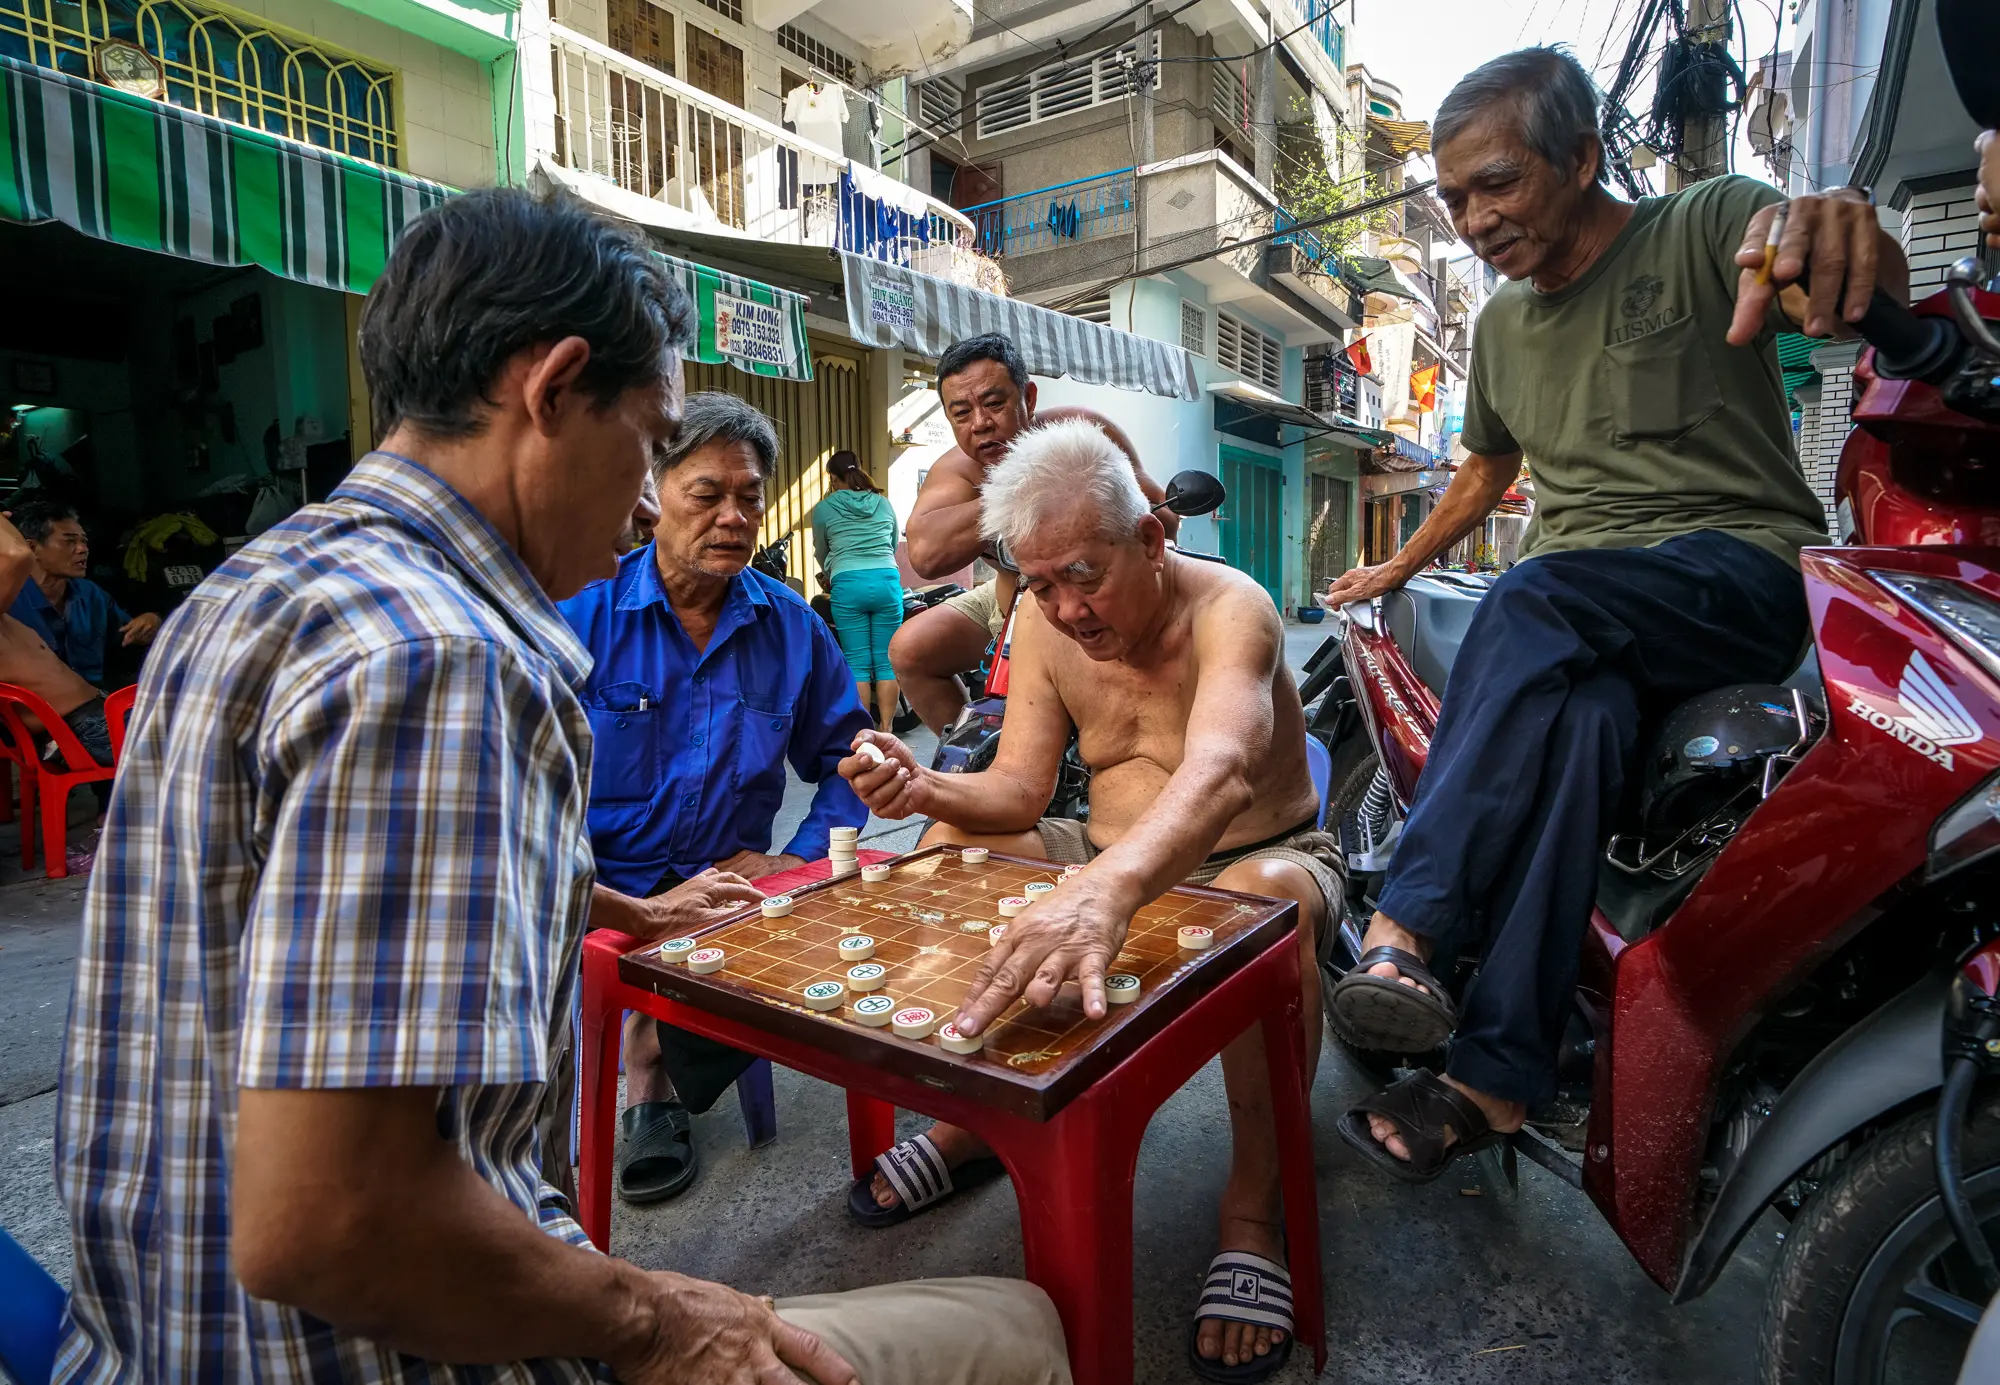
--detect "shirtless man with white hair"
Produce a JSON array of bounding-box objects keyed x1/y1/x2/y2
[{"x1": 839, "y1": 419, "x2": 1342, "y2": 1384}]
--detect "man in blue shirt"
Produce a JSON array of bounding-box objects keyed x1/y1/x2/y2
[
  {"x1": 560, "y1": 390, "x2": 871, "y2": 1203},
  {"x1": 8, "y1": 502, "x2": 160, "y2": 685}
]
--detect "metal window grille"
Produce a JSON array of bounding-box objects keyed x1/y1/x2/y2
[
  {"x1": 0, "y1": 0, "x2": 399, "y2": 165},
  {"x1": 1217, "y1": 313, "x2": 1281, "y2": 391},
  {"x1": 775, "y1": 23, "x2": 854, "y2": 85},
  {"x1": 916, "y1": 76, "x2": 960, "y2": 133},
  {"x1": 1067, "y1": 292, "x2": 1112, "y2": 325},
  {"x1": 1180, "y1": 300, "x2": 1207, "y2": 356},
  {"x1": 974, "y1": 42, "x2": 1157, "y2": 139},
  {"x1": 689, "y1": 0, "x2": 740, "y2": 21}
]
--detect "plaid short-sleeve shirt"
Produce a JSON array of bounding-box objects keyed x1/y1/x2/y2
[{"x1": 53, "y1": 452, "x2": 601, "y2": 1383}]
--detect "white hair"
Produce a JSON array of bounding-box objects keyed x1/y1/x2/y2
[{"x1": 979, "y1": 418, "x2": 1149, "y2": 554}]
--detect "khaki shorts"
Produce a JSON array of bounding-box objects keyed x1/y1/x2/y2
[
  {"x1": 777, "y1": 1276, "x2": 1070, "y2": 1385},
  {"x1": 1034, "y1": 817, "x2": 1344, "y2": 966},
  {"x1": 942, "y1": 576, "x2": 1007, "y2": 638}
]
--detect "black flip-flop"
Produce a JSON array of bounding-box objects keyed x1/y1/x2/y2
[
  {"x1": 845, "y1": 1133, "x2": 1006, "y2": 1229},
  {"x1": 1329, "y1": 945, "x2": 1458, "y2": 1053},
  {"x1": 618, "y1": 1101, "x2": 698, "y2": 1204},
  {"x1": 1336, "y1": 1068, "x2": 1506, "y2": 1185},
  {"x1": 1185, "y1": 1249, "x2": 1296, "y2": 1383}
]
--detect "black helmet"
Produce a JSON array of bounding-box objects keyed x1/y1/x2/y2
[{"x1": 1641, "y1": 684, "x2": 1802, "y2": 840}]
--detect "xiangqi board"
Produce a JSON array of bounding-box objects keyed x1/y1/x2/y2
[{"x1": 619, "y1": 845, "x2": 1297, "y2": 1120}]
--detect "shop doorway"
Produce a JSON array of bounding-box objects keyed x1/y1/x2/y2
[
  {"x1": 1305, "y1": 472, "x2": 1351, "y2": 594},
  {"x1": 1217, "y1": 445, "x2": 1283, "y2": 611}
]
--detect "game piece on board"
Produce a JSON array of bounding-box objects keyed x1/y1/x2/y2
[
  {"x1": 1024, "y1": 881, "x2": 1055, "y2": 896},
  {"x1": 861, "y1": 864, "x2": 892, "y2": 882},
  {"x1": 988, "y1": 923, "x2": 1008, "y2": 947},
  {"x1": 761, "y1": 895, "x2": 794, "y2": 918},
  {"x1": 960, "y1": 919, "x2": 992, "y2": 935},
  {"x1": 801, "y1": 980, "x2": 845, "y2": 1011},
  {"x1": 688, "y1": 947, "x2": 727, "y2": 974},
  {"x1": 891, "y1": 1006, "x2": 938, "y2": 1039},
  {"x1": 1105, "y1": 974, "x2": 1140, "y2": 1004},
  {"x1": 838, "y1": 935, "x2": 876, "y2": 961},
  {"x1": 852, "y1": 994, "x2": 896, "y2": 1026},
  {"x1": 847, "y1": 962, "x2": 887, "y2": 991},
  {"x1": 960, "y1": 846, "x2": 989, "y2": 863},
  {"x1": 996, "y1": 895, "x2": 1030, "y2": 917},
  {"x1": 1062, "y1": 865, "x2": 1086, "y2": 879},
  {"x1": 657, "y1": 937, "x2": 698, "y2": 964},
  {"x1": 857, "y1": 741, "x2": 888, "y2": 765},
  {"x1": 1177, "y1": 926, "x2": 1213, "y2": 952},
  {"x1": 938, "y1": 1021, "x2": 983, "y2": 1054}
]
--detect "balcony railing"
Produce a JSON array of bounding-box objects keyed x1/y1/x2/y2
[
  {"x1": 550, "y1": 25, "x2": 971, "y2": 251},
  {"x1": 961, "y1": 167, "x2": 1135, "y2": 260}
]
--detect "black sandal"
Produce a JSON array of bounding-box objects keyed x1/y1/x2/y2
[
  {"x1": 1328, "y1": 945, "x2": 1457, "y2": 1052},
  {"x1": 1336, "y1": 1069, "x2": 1506, "y2": 1184},
  {"x1": 617, "y1": 1101, "x2": 699, "y2": 1204}
]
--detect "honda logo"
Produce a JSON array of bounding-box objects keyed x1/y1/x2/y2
[{"x1": 1848, "y1": 650, "x2": 1981, "y2": 771}]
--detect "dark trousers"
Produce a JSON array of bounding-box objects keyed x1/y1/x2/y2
[
  {"x1": 1375, "y1": 532, "x2": 1808, "y2": 1105},
  {"x1": 645, "y1": 871, "x2": 757, "y2": 1113}
]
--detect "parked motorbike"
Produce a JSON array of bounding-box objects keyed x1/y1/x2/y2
[
  {"x1": 1306, "y1": 250, "x2": 2000, "y2": 1375},
  {"x1": 927, "y1": 469, "x2": 1229, "y2": 819}
]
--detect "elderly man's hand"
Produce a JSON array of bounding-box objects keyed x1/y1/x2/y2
[
  {"x1": 1730, "y1": 189, "x2": 1883, "y2": 343},
  {"x1": 837, "y1": 731, "x2": 934, "y2": 820},
  {"x1": 954, "y1": 881, "x2": 1129, "y2": 1036},
  {"x1": 1980, "y1": 131, "x2": 1999, "y2": 249},
  {"x1": 1321, "y1": 562, "x2": 1405, "y2": 608},
  {"x1": 711, "y1": 851, "x2": 804, "y2": 882},
  {"x1": 640, "y1": 869, "x2": 764, "y2": 939},
  {"x1": 611, "y1": 1272, "x2": 856, "y2": 1385}
]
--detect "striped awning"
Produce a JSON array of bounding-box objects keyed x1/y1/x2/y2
[
  {"x1": 0, "y1": 52, "x2": 446, "y2": 294},
  {"x1": 841, "y1": 252, "x2": 1199, "y2": 402},
  {"x1": 655, "y1": 252, "x2": 812, "y2": 382}
]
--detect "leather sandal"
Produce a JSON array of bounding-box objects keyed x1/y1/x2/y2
[
  {"x1": 1328, "y1": 944, "x2": 1457, "y2": 1052},
  {"x1": 1336, "y1": 1069, "x2": 1506, "y2": 1184}
]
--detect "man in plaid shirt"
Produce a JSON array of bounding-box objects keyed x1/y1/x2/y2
[{"x1": 52, "y1": 189, "x2": 1069, "y2": 1385}]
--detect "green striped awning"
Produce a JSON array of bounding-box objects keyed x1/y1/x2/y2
[
  {"x1": 1778, "y1": 332, "x2": 1819, "y2": 404},
  {"x1": 0, "y1": 52, "x2": 447, "y2": 294},
  {"x1": 0, "y1": 53, "x2": 811, "y2": 381}
]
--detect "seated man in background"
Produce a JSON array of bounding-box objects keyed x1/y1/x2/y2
[
  {"x1": 843, "y1": 419, "x2": 1339, "y2": 1384},
  {"x1": 560, "y1": 390, "x2": 872, "y2": 1204},
  {"x1": 9, "y1": 501, "x2": 160, "y2": 684},
  {"x1": 889, "y1": 334, "x2": 1173, "y2": 733},
  {"x1": 0, "y1": 509, "x2": 113, "y2": 767}
]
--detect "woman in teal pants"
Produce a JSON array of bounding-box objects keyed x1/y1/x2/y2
[{"x1": 812, "y1": 451, "x2": 903, "y2": 730}]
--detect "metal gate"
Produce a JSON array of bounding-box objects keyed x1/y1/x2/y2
[
  {"x1": 1305, "y1": 472, "x2": 1351, "y2": 594},
  {"x1": 1217, "y1": 445, "x2": 1283, "y2": 611},
  {"x1": 686, "y1": 336, "x2": 870, "y2": 595}
]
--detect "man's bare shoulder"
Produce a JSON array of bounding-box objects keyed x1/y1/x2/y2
[
  {"x1": 1178, "y1": 559, "x2": 1281, "y2": 652},
  {"x1": 912, "y1": 446, "x2": 983, "y2": 503}
]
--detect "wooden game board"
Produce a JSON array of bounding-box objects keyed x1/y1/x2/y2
[{"x1": 619, "y1": 845, "x2": 1297, "y2": 1120}]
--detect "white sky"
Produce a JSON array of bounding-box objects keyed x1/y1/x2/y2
[{"x1": 1347, "y1": 0, "x2": 1789, "y2": 190}]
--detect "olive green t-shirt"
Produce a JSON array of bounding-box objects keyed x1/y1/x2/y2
[{"x1": 1461, "y1": 174, "x2": 1828, "y2": 566}]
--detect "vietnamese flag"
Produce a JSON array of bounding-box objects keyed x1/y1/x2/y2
[
  {"x1": 1411, "y1": 362, "x2": 1440, "y2": 412},
  {"x1": 1343, "y1": 336, "x2": 1372, "y2": 375}
]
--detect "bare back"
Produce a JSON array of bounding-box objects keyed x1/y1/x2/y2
[{"x1": 1021, "y1": 556, "x2": 1316, "y2": 853}]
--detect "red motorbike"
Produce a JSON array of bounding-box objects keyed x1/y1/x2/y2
[{"x1": 1303, "y1": 257, "x2": 2000, "y2": 1381}]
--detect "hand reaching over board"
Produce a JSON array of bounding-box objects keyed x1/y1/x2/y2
[
  {"x1": 837, "y1": 731, "x2": 934, "y2": 820},
  {"x1": 954, "y1": 881, "x2": 1132, "y2": 1036}
]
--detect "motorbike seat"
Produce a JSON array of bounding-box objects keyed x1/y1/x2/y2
[{"x1": 1382, "y1": 573, "x2": 1495, "y2": 695}]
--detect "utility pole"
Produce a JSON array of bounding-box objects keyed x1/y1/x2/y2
[{"x1": 1670, "y1": 0, "x2": 1731, "y2": 188}]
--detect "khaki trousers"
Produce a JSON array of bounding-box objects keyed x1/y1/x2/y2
[{"x1": 777, "y1": 1277, "x2": 1071, "y2": 1385}]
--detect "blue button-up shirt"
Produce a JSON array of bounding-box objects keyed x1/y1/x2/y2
[
  {"x1": 558, "y1": 542, "x2": 869, "y2": 894},
  {"x1": 10, "y1": 577, "x2": 126, "y2": 684}
]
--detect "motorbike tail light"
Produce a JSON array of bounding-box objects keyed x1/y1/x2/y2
[
  {"x1": 1930, "y1": 770, "x2": 2000, "y2": 881},
  {"x1": 982, "y1": 714, "x2": 1004, "y2": 729},
  {"x1": 1869, "y1": 572, "x2": 2000, "y2": 687}
]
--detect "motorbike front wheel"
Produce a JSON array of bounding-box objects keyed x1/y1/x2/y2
[{"x1": 1760, "y1": 1094, "x2": 2000, "y2": 1385}]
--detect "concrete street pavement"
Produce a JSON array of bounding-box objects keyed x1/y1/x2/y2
[{"x1": 0, "y1": 625, "x2": 1778, "y2": 1382}]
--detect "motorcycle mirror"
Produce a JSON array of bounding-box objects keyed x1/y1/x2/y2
[
  {"x1": 1938, "y1": 0, "x2": 2000, "y2": 128},
  {"x1": 1159, "y1": 469, "x2": 1226, "y2": 517}
]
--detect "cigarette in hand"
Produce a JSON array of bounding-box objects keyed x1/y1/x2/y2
[{"x1": 1755, "y1": 205, "x2": 1788, "y2": 287}]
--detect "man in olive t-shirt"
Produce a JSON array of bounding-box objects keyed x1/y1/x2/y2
[{"x1": 1323, "y1": 47, "x2": 1907, "y2": 1183}]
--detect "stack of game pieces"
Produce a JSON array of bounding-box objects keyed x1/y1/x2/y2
[{"x1": 829, "y1": 824, "x2": 860, "y2": 877}]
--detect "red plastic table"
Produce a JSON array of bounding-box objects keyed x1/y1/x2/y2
[{"x1": 577, "y1": 855, "x2": 1325, "y2": 1385}]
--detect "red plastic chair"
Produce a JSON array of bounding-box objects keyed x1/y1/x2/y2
[{"x1": 0, "y1": 683, "x2": 128, "y2": 879}]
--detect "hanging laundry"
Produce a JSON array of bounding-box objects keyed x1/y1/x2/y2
[{"x1": 785, "y1": 82, "x2": 849, "y2": 156}]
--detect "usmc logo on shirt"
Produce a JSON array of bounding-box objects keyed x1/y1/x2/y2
[{"x1": 1621, "y1": 275, "x2": 1665, "y2": 318}]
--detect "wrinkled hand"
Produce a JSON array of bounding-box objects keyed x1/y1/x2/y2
[
  {"x1": 612, "y1": 1272, "x2": 856, "y2": 1385},
  {"x1": 638, "y1": 869, "x2": 764, "y2": 940},
  {"x1": 954, "y1": 883, "x2": 1130, "y2": 1037},
  {"x1": 837, "y1": 730, "x2": 933, "y2": 820},
  {"x1": 118, "y1": 612, "x2": 162, "y2": 647},
  {"x1": 1730, "y1": 189, "x2": 1882, "y2": 343},
  {"x1": 710, "y1": 852, "x2": 804, "y2": 884},
  {"x1": 1321, "y1": 562, "x2": 1405, "y2": 608},
  {"x1": 1980, "y1": 131, "x2": 1999, "y2": 249}
]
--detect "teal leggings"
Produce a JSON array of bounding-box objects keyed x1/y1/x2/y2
[{"x1": 828, "y1": 567, "x2": 904, "y2": 683}]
